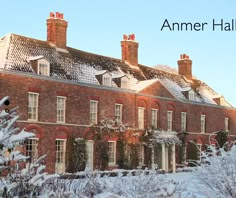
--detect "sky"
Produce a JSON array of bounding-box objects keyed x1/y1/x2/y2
[{"x1": 0, "y1": 1, "x2": 236, "y2": 107}]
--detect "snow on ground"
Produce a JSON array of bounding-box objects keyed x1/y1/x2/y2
[{"x1": 93, "y1": 170, "x2": 207, "y2": 198}]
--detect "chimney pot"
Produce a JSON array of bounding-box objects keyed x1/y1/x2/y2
[
  {"x1": 50, "y1": 12, "x2": 55, "y2": 18},
  {"x1": 121, "y1": 33, "x2": 139, "y2": 66},
  {"x1": 47, "y1": 12, "x2": 68, "y2": 49}
]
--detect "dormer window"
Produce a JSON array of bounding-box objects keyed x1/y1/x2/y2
[
  {"x1": 38, "y1": 59, "x2": 50, "y2": 76},
  {"x1": 121, "y1": 77, "x2": 130, "y2": 89},
  {"x1": 95, "y1": 70, "x2": 112, "y2": 87},
  {"x1": 213, "y1": 96, "x2": 227, "y2": 106},
  {"x1": 113, "y1": 74, "x2": 130, "y2": 89},
  {"x1": 188, "y1": 90, "x2": 195, "y2": 101},
  {"x1": 102, "y1": 74, "x2": 112, "y2": 86},
  {"x1": 28, "y1": 56, "x2": 50, "y2": 76}
]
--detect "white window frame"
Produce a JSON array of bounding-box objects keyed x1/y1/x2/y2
[
  {"x1": 121, "y1": 77, "x2": 129, "y2": 89},
  {"x1": 57, "y1": 96, "x2": 66, "y2": 123},
  {"x1": 138, "y1": 144, "x2": 144, "y2": 166},
  {"x1": 28, "y1": 92, "x2": 39, "y2": 121},
  {"x1": 197, "y1": 144, "x2": 202, "y2": 161},
  {"x1": 115, "y1": 104, "x2": 123, "y2": 123},
  {"x1": 225, "y1": 117, "x2": 229, "y2": 131},
  {"x1": 25, "y1": 138, "x2": 38, "y2": 163},
  {"x1": 108, "y1": 141, "x2": 116, "y2": 166},
  {"x1": 90, "y1": 100, "x2": 98, "y2": 125},
  {"x1": 38, "y1": 59, "x2": 50, "y2": 76},
  {"x1": 200, "y1": 115, "x2": 206, "y2": 133},
  {"x1": 55, "y1": 139, "x2": 66, "y2": 174},
  {"x1": 102, "y1": 73, "x2": 112, "y2": 86},
  {"x1": 188, "y1": 90, "x2": 195, "y2": 101},
  {"x1": 167, "y1": 111, "x2": 173, "y2": 131},
  {"x1": 151, "y1": 109, "x2": 158, "y2": 128},
  {"x1": 138, "y1": 107, "x2": 145, "y2": 129},
  {"x1": 181, "y1": 112, "x2": 187, "y2": 132}
]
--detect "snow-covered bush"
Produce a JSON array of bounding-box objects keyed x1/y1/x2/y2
[
  {"x1": 0, "y1": 96, "x2": 58, "y2": 197},
  {"x1": 195, "y1": 144, "x2": 236, "y2": 197},
  {"x1": 41, "y1": 170, "x2": 181, "y2": 197}
]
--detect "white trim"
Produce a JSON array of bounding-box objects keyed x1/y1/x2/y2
[
  {"x1": 200, "y1": 115, "x2": 206, "y2": 133},
  {"x1": 86, "y1": 140, "x2": 94, "y2": 170},
  {"x1": 37, "y1": 59, "x2": 50, "y2": 76},
  {"x1": 55, "y1": 139, "x2": 66, "y2": 174},
  {"x1": 28, "y1": 92, "x2": 39, "y2": 121},
  {"x1": 167, "y1": 111, "x2": 173, "y2": 131},
  {"x1": 181, "y1": 112, "x2": 187, "y2": 132},
  {"x1": 138, "y1": 107, "x2": 145, "y2": 129},
  {"x1": 90, "y1": 100, "x2": 98, "y2": 125},
  {"x1": 108, "y1": 141, "x2": 116, "y2": 166},
  {"x1": 57, "y1": 96, "x2": 66, "y2": 123},
  {"x1": 115, "y1": 103, "x2": 123, "y2": 123},
  {"x1": 151, "y1": 108, "x2": 158, "y2": 128},
  {"x1": 225, "y1": 117, "x2": 229, "y2": 131}
]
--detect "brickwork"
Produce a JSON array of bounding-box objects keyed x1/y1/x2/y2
[{"x1": 0, "y1": 71, "x2": 236, "y2": 172}]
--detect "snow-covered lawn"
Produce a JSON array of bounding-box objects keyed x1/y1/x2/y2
[{"x1": 41, "y1": 169, "x2": 209, "y2": 198}]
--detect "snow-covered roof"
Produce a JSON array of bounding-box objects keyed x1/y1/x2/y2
[
  {"x1": 0, "y1": 33, "x2": 233, "y2": 107},
  {"x1": 132, "y1": 79, "x2": 158, "y2": 92}
]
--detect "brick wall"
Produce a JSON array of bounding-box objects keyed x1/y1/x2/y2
[{"x1": 0, "y1": 71, "x2": 236, "y2": 172}]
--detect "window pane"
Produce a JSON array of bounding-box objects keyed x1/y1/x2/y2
[
  {"x1": 57, "y1": 97, "x2": 66, "y2": 123},
  {"x1": 151, "y1": 109, "x2": 158, "y2": 128},
  {"x1": 56, "y1": 140, "x2": 66, "y2": 164},
  {"x1": 108, "y1": 142, "x2": 116, "y2": 164},
  {"x1": 138, "y1": 108, "x2": 144, "y2": 129},
  {"x1": 28, "y1": 93, "x2": 38, "y2": 120},
  {"x1": 115, "y1": 104, "x2": 122, "y2": 123},
  {"x1": 181, "y1": 112, "x2": 187, "y2": 132},
  {"x1": 26, "y1": 138, "x2": 38, "y2": 163},
  {"x1": 90, "y1": 101, "x2": 98, "y2": 124},
  {"x1": 167, "y1": 111, "x2": 173, "y2": 131}
]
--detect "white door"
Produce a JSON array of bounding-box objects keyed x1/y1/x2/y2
[{"x1": 86, "y1": 140, "x2": 94, "y2": 170}]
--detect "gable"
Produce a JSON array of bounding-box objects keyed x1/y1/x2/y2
[{"x1": 138, "y1": 80, "x2": 175, "y2": 99}]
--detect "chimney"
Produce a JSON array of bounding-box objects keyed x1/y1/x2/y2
[
  {"x1": 178, "y1": 54, "x2": 192, "y2": 80},
  {"x1": 47, "y1": 12, "x2": 68, "y2": 49},
  {"x1": 121, "y1": 34, "x2": 139, "y2": 66}
]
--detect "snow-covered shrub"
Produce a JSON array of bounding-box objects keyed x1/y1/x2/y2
[
  {"x1": 41, "y1": 170, "x2": 181, "y2": 198},
  {"x1": 0, "y1": 96, "x2": 58, "y2": 197},
  {"x1": 195, "y1": 145, "x2": 236, "y2": 197}
]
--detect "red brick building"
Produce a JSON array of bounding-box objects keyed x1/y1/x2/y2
[{"x1": 0, "y1": 12, "x2": 235, "y2": 173}]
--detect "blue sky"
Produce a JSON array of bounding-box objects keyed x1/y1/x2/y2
[{"x1": 0, "y1": 1, "x2": 236, "y2": 107}]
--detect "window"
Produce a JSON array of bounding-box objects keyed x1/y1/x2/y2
[
  {"x1": 121, "y1": 78, "x2": 129, "y2": 89},
  {"x1": 57, "y1": 96, "x2": 66, "y2": 123},
  {"x1": 181, "y1": 112, "x2": 187, "y2": 132},
  {"x1": 103, "y1": 75, "x2": 111, "y2": 86},
  {"x1": 138, "y1": 144, "x2": 144, "y2": 166},
  {"x1": 108, "y1": 141, "x2": 116, "y2": 166},
  {"x1": 28, "y1": 92, "x2": 39, "y2": 121},
  {"x1": 90, "y1": 100, "x2": 98, "y2": 124},
  {"x1": 138, "y1": 107, "x2": 145, "y2": 129},
  {"x1": 197, "y1": 144, "x2": 202, "y2": 161},
  {"x1": 188, "y1": 90, "x2": 195, "y2": 101},
  {"x1": 55, "y1": 139, "x2": 66, "y2": 164},
  {"x1": 167, "y1": 111, "x2": 173, "y2": 131},
  {"x1": 26, "y1": 138, "x2": 38, "y2": 163},
  {"x1": 151, "y1": 109, "x2": 158, "y2": 128},
  {"x1": 38, "y1": 59, "x2": 50, "y2": 76},
  {"x1": 225, "y1": 117, "x2": 229, "y2": 131},
  {"x1": 115, "y1": 104, "x2": 123, "y2": 123},
  {"x1": 200, "y1": 115, "x2": 206, "y2": 133}
]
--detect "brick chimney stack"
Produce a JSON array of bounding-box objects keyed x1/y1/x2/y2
[
  {"x1": 47, "y1": 12, "x2": 68, "y2": 49},
  {"x1": 178, "y1": 54, "x2": 192, "y2": 80},
  {"x1": 121, "y1": 34, "x2": 139, "y2": 66}
]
